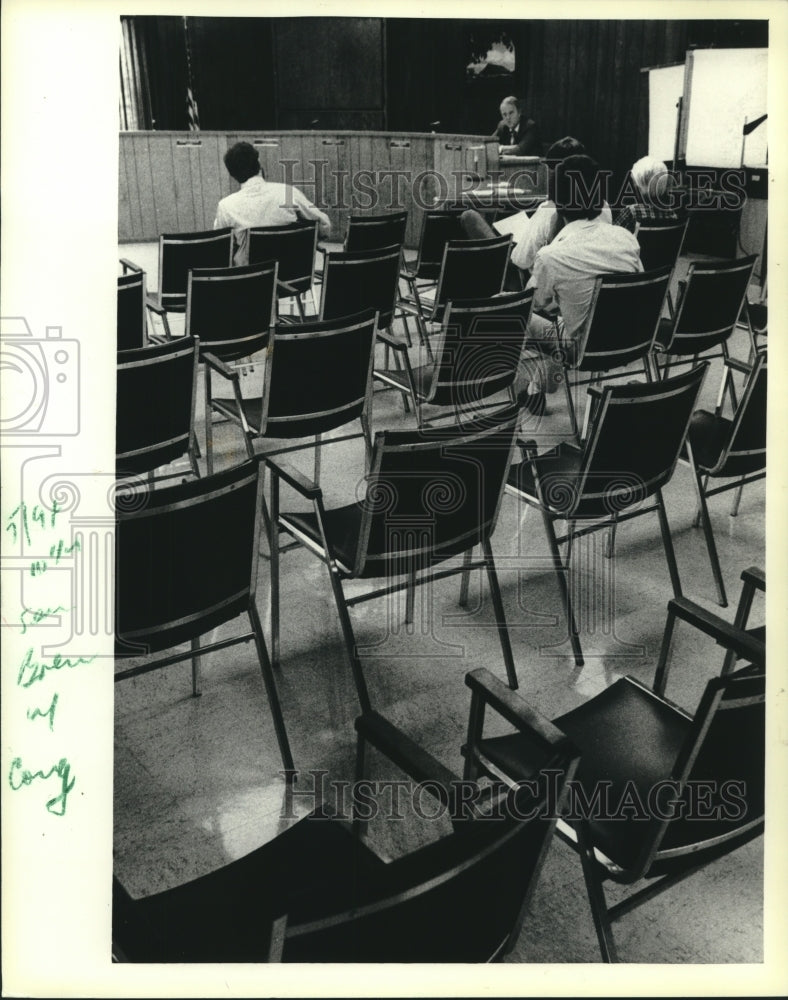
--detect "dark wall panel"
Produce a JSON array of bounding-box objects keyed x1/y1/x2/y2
[{"x1": 274, "y1": 18, "x2": 384, "y2": 112}]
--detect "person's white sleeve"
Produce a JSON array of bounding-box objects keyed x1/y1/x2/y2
[
  {"x1": 293, "y1": 188, "x2": 331, "y2": 238},
  {"x1": 214, "y1": 200, "x2": 229, "y2": 230},
  {"x1": 511, "y1": 205, "x2": 556, "y2": 271},
  {"x1": 529, "y1": 251, "x2": 558, "y2": 314}
]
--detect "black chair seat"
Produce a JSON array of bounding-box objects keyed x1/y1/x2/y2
[
  {"x1": 685, "y1": 409, "x2": 731, "y2": 470},
  {"x1": 477, "y1": 679, "x2": 690, "y2": 872},
  {"x1": 281, "y1": 505, "x2": 363, "y2": 574},
  {"x1": 113, "y1": 807, "x2": 387, "y2": 963},
  {"x1": 553, "y1": 680, "x2": 690, "y2": 870},
  {"x1": 507, "y1": 442, "x2": 583, "y2": 511}
]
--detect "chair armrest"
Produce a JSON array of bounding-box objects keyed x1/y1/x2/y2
[
  {"x1": 741, "y1": 566, "x2": 765, "y2": 592},
  {"x1": 265, "y1": 455, "x2": 322, "y2": 499},
  {"x1": 145, "y1": 294, "x2": 166, "y2": 316},
  {"x1": 277, "y1": 278, "x2": 299, "y2": 296},
  {"x1": 355, "y1": 711, "x2": 461, "y2": 812},
  {"x1": 465, "y1": 668, "x2": 570, "y2": 751},
  {"x1": 376, "y1": 328, "x2": 409, "y2": 351},
  {"x1": 666, "y1": 596, "x2": 765, "y2": 666},
  {"x1": 119, "y1": 258, "x2": 142, "y2": 275},
  {"x1": 202, "y1": 351, "x2": 238, "y2": 381}
]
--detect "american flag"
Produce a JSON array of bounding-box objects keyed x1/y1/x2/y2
[{"x1": 187, "y1": 86, "x2": 200, "y2": 132}]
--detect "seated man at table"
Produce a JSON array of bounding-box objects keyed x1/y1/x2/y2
[
  {"x1": 613, "y1": 155, "x2": 683, "y2": 232},
  {"x1": 215, "y1": 141, "x2": 331, "y2": 265},
  {"x1": 516, "y1": 154, "x2": 642, "y2": 413},
  {"x1": 494, "y1": 96, "x2": 541, "y2": 157}
]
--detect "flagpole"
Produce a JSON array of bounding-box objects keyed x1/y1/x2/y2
[{"x1": 184, "y1": 16, "x2": 200, "y2": 132}]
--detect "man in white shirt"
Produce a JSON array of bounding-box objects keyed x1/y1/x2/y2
[
  {"x1": 215, "y1": 141, "x2": 331, "y2": 265},
  {"x1": 517, "y1": 154, "x2": 642, "y2": 412}
]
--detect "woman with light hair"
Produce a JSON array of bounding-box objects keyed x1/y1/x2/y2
[{"x1": 614, "y1": 155, "x2": 683, "y2": 233}]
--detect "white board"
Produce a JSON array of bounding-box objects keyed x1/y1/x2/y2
[
  {"x1": 647, "y1": 64, "x2": 685, "y2": 162},
  {"x1": 684, "y1": 48, "x2": 768, "y2": 168}
]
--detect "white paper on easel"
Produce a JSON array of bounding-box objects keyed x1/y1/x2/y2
[
  {"x1": 648, "y1": 64, "x2": 685, "y2": 163},
  {"x1": 684, "y1": 48, "x2": 768, "y2": 167}
]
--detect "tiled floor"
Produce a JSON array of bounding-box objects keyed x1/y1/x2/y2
[{"x1": 115, "y1": 242, "x2": 766, "y2": 964}]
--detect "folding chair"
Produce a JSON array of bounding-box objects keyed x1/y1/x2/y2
[
  {"x1": 462, "y1": 658, "x2": 764, "y2": 963},
  {"x1": 558, "y1": 265, "x2": 673, "y2": 441},
  {"x1": 112, "y1": 698, "x2": 578, "y2": 963},
  {"x1": 118, "y1": 259, "x2": 147, "y2": 351},
  {"x1": 266, "y1": 405, "x2": 522, "y2": 704},
  {"x1": 653, "y1": 566, "x2": 765, "y2": 697},
  {"x1": 506, "y1": 364, "x2": 708, "y2": 665},
  {"x1": 145, "y1": 228, "x2": 234, "y2": 339},
  {"x1": 184, "y1": 261, "x2": 278, "y2": 474},
  {"x1": 114, "y1": 458, "x2": 294, "y2": 773},
  {"x1": 680, "y1": 350, "x2": 767, "y2": 606},
  {"x1": 633, "y1": 217, "x2": 688, "y2": 272},
  {"x1": 116, "y1": 337, "x2": 200, "y2": 482},
  {"x1": 652, "y1": 255, "x2": 757, "y2": 413},
  {"x1": 374, "y1": 287, "x2": 535, "y2": 425},
  {"x1": 206, "y1": 309, "x2": 378, "y2": 484},
  {"x1": 399, "y1": 236, "x2": 512, "y2": 354},
  {"x1": 344, "y1": 210, "x2": 408, "y2": 253},
  {"x1": 317, "y1": 244, "x2": 402, "y2": 335},
  {"x1": 248, "y1": 220, "x2": 319, "y2": 320}
]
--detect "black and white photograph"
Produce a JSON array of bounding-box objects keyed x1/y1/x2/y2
[{"x1": 1, "y1": 1, "x2": 786, "y2": 996}]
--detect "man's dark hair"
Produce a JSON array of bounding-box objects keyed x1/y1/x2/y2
[
  {"x1": 544, "y1": 135, "x2": 586, "y2": 164},
  {"x1": 223, "y1": 141, "x2": 261, "y2": 183},
  {"x1": 553, "y1": 154, "x2": 604, "y2": 221}
]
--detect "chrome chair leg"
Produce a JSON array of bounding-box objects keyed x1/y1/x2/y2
[
  {"x1": 249, "y1": 601, "x2": 295, "y2": 774},
  {"x1": 542, "y1": 511, "x2": 584, "y2": 667},
  {"x1": 688, "y1": 466, "x2": 728, "y2": 607},
  {"x1": 655, "y1": 488, "x2": 684, "y2": 600},
  {"x1": 482, "y1": 538, "x2": 518, "y2": 690},
  {"x1": 191, "y1": 637, "x2": 202, "y2": 696},
  {"x1": 204, "y1": 364, "x2": 215, "y2": 476}
]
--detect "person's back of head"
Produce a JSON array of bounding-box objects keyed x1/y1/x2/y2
[
  {"x1": 544, "y1": 136, "x2": 586, "y2": 164},
  {"x1": 224, "y1": 141, "x2": 262, "y2": 184},
  {"x1": 630, "y1": 155, "x2": 670, "y2": 204},
  {"x1": 553, "y1": 154, "x2": 604, "y2": 222}
]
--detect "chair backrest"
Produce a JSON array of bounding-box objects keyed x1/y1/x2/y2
[
  {"x1": 157, "y1": 228, "x2": 233, "y2": 312},
  {"x1": 344, "y1": 211, "x2": 408, "y2": 253},
  {"x1": 111, "y1": 755, "x2": 578, "y2": 963},
  {"x1": 700, "y1": 349, "x2": 767, "y2": 478},
  {"x1": 319, "y1": 245, "x2": 401, "y2": 330},
  {"x1": 117, "y1": 265, "x2": 146, "y2": 351},
  {"x1": 260, "y1": 310, "x2": 378, "y2": 439},
  {"x1": 634, "y1": 218, "x2": 689, "y2": 272},
  {"x1": 279, "y1": 777, "x2": 575, "y2": 962},
  {"x1": 413, "y1": 208, "x2": 467, "y2": 279},
  {"x1": 645, "y1": 664, "x2": 765, "y2": 876},
  {"x1": 433, "y1": 236, "x2": 512, "y2": 315},
  {"x1": 247, "y1": 221, "x2": 318, "y2": 296},
  {"x1": 661, "y1": 255, "x2": 757, "y2": 357},
  {"x1": 116, "y1": 337, "x2": 199, "y2": 477},
  {"x1": 115, "y1": 460, "x2": 263, "y2": 656},
  {"x1": 185, "y1": 261, "x2": 277, "y2": 363},
  {"x1": 427, "y1": 288, "x2": 536, "y2": 412},
  {"x1": 562, "y1": 363, "x2": 708, "y2": 518},
  {"x1": 575, "y1": 266, "x2": 673, "y2": 372},
  {"x1": 353, "y1": 405, "x2": 519, "y2": 577}
]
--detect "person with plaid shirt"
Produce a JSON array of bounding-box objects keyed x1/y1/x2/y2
[{"x1": 614, "y1": 156, "x2": 684, "y2": 233}]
